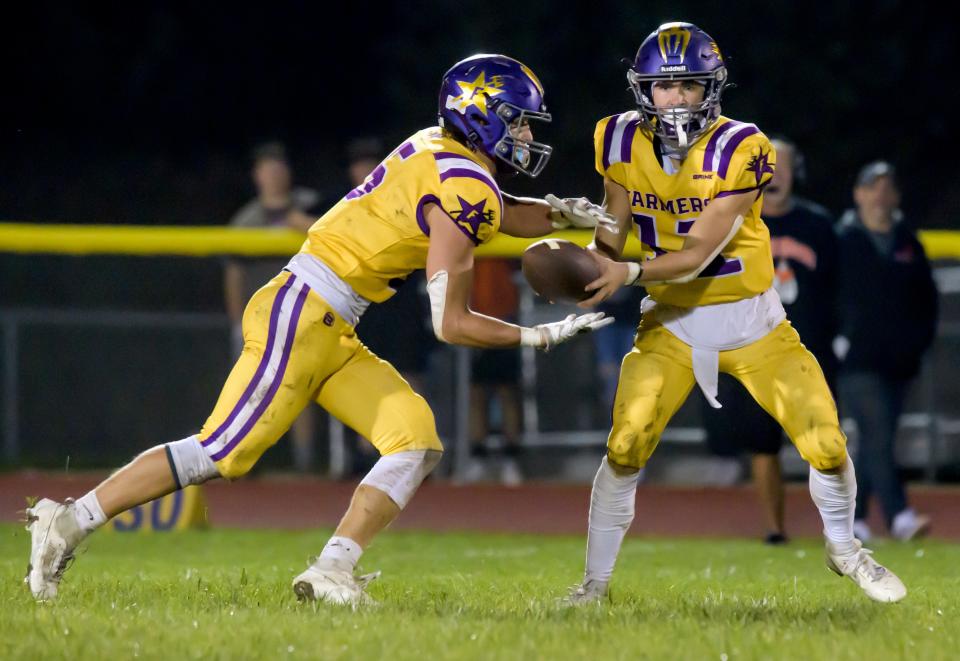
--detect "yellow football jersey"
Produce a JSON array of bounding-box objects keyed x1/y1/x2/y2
[
  {"x1": 302, "y1": 128, "x2": 503, "y2": 303},
  {"x1": 595, "y1": 112, "x2": 777, "y2": 306}
]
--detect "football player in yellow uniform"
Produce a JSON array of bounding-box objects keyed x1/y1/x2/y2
[
  {"x1": 25, "y1": 54, "x2": 614, "y2": 605},
  {"x1": 565, "y1": 23, "x2": 907, "y2": 604}
]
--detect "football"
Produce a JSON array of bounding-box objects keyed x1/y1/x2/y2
[{"x1": 521, "y1": 239, "x2": 601, "y2": 303}]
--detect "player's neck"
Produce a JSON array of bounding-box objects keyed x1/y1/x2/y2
[
  {"x1": 860, "y1": 209, "x2": 895, "y2": 234},
  {"x1": 470, "y1": 148, "x2": 497, "y2": 176},
  {"x1": 260, "y1": 191, "x2": 292, "y2": 209}
]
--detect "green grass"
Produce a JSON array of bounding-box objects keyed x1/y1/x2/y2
[{"x1": 1, "y1": 525, "x2": 957, "y2": 660}]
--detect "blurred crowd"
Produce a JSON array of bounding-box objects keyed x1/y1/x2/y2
[{"x1": 224, "y1": 135, "x2": 938, "y2": 544}]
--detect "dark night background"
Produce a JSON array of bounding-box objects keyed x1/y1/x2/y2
[{"x1": 4, "y1": 1, "x2": 957, "y2": 231}]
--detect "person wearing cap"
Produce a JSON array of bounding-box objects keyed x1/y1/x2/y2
[{"x1": 835, "y1": 160, "x2": 938, "y2": 541}]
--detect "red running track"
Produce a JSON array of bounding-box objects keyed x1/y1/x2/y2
[{"x1": 3, "y1": 471, "x2": 958, "y2": 540}]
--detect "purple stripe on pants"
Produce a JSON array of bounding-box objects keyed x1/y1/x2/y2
[
  {"x1": 701, "y1": 121, "x2": 741, "y2": 172},
  {"x1": 210, "y1": 283, "x2": 310, "y2": 461},
  {"x1": 202, "y1": 274, "x2": 296, "y2": 448},
  {"x1": 717, "y1": 127, "x2": 759, "y2": 179},
  {"x1": 601, "y1": 113, "x2": 621, "y2": 170}
]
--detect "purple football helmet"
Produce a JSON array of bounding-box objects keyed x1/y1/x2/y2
[
  {"x1": 627, "y1": 22, "x2": 728, "y2": 154},
  {"x1": 438, "y1": 54, "x2": 552, "y2": 177}
]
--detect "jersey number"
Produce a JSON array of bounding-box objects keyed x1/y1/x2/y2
[
  {"x1": 633, "y1": 213, "x2": 744, "y2": 277},
  {"x1": 344, "y1": 141, "x2": 416, "y2": 200}
]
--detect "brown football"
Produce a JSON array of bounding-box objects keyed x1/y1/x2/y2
[{"x1": 521, "y1": 239, "x2": 601, "y2": 303}]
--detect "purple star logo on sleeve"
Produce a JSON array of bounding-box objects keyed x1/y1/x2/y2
[
  {"x1": 452, "y1": 196, "x2": 495, "y2": 240},
  {"x1": 746, "y1": 149, "x2": 775, "y2": 185}
]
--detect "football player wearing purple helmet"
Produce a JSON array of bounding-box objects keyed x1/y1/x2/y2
[
  {"x1": 564, "y1": 22, "x2": 907, "y2": 606},
  {"x1": 24, "y1": 54, "x2": 616, "y2": 606},
  {"x1": 438, "y1": 54, "x2": 554, "y2": 177}
]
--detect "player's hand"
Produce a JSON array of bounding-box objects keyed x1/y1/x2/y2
[
  {"x1": 531, "y1": 312, "x2": 614, "y2": 351},
  {"x1": 579, "y1": 249, "x2": 629, "y2": 309},
  {"x1": 545, "y1": 194, "x2": 620, "y2": 233}
]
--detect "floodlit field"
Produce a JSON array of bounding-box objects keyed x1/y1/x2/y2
[{"x1": 1, "y1": 525, "x2": 957, "y2": 660}]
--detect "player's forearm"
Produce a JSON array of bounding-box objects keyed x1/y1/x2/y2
[
  {"x1": 637, "y1": 248, "x2": 706, "y2": 283},
  {"x1": 501, "y1": 193, "x2": 553, "y2": 237},
  {"x1": 591, "y1": 231, "x2": 624, "y2": 260},
  {"x1": 441, "y1": 310, "x2": 524, "y2": 348}
]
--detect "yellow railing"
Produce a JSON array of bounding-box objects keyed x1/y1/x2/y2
[{"x1": 1, "y1": 222, "x2": 958, "y2": 260}]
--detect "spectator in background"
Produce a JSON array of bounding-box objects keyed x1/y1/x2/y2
[
  {"x1": 353, "y1": 136, "x2": 437, "y2": 476},
  {"x1": 463, "y1": 258, "x2": 524, "y2": 486},
  {"x1": 224, "y1": 141, "x2": 322, "y2": 472},
  {"x1": 835, "y1": 161, "x2": 938, "y2": 542},
  {"x1": 702, "y1": 137, "x2": 838, "y2": 544}
]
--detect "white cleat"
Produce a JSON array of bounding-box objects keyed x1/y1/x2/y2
[
  {"x1": 292, "y1": 562, "x2": 380, "y2": 608},
  {"x1": 561, "y1": 578, "x2": 609, "y2": 606},
  {"x1": 24, "y1": 498, "x2": 85, "y2": 601},
  {"x1": 826, "y1": 539, "x2": 907, "y2": 603}
]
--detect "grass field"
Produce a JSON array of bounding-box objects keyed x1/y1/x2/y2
[{"x1": 1, "y1": 525, "x2": 957, "y2": 660}]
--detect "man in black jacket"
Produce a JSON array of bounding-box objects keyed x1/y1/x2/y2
[
  {"x1": 703, "y1": 137, "x2": 839, "y2": 544},
  {"x1": 835, "y1": 161, "x2": 938, "y2": 542}
]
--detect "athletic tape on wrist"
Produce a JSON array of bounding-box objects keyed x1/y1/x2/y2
[{"x1": 624, "y1": 261, "x2": 642, "y2": 286}]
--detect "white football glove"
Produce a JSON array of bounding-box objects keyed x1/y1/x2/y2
[
  {"x1": 520, "y1": 312, "x2": 615, "y2": 351},
  {"x1": 545, "y1": 194, "x2": 620, "y2": 233}
]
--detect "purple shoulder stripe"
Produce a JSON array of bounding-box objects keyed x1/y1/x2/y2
[
  {"x1": 702, "y1": 121, "x2": 741, "y2": 172},
  {"x1": 619, "y1": 119, "x2": 640, "y2": 164},
  {"x1": 438, "y1": 167, "x2": 502, "y2": 215},
  {"x1": 601, "y1": 114, "x2": 622, "y2": 170},
  {"x1": 717, "y1": 126, "x2": 759, "y2": 179}
]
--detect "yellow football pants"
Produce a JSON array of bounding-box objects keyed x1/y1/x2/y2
[
  {"x1": 607, "y1": 319, "x2": 846, "y2": 471},
  {"x1": 198, "y1": 271, "x2": 441, "y2": 479}
]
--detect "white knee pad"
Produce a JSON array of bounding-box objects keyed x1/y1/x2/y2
[
  {"x1": 165, "y1": 435, "x2": 221, "y2": 488},
  {"x1": 359, "y1": 449, "x2": 442, "y2": 509}
]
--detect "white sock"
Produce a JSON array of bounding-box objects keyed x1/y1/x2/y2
[
  {"x1": 317, "y1": 535, "x2": 363, "y2": 572},
  {"x1": 74, "y1": 491, "x2": 107, "y2": 533},
  {"x1": 809, "y1": 456, "x2": 857, "y2": 555},
  {"x1": 584, "y1": 456, "x2": 640, "y2": 584}
]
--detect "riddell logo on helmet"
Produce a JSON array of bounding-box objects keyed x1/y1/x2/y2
[{"x1": 660, "y1": 65, "x2": 687, "y2": 72}]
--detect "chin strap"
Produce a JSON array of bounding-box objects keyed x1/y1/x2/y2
[{"x1": 674, "y1": 118, "x2": 689, "y2": 149}]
